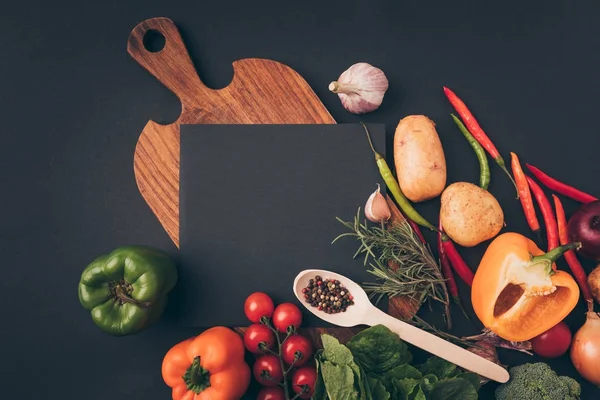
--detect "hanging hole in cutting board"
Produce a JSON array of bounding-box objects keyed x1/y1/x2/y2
[{"x1": 143, "y1": 30, "x2": 166, "y2": 53}]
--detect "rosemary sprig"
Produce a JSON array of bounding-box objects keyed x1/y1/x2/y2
[{"x1": 333, "y1": 208, "x2": 450, "y2": 321}]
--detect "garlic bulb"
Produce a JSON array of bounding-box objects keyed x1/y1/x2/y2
[
  {"x1": 365, "y1": 185, "x2": 391, "y2": 223},
  {"x1": 329, "y1": 62, "x2": 389, "y2": 114}
]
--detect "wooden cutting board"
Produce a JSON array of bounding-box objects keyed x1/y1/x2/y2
[{"x1": 127, "y1": 17, "x2": 418, "y2": 343}]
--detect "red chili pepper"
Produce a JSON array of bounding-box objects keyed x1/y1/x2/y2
[
  {"x1": 526, "y1": 163, "x2": 598, "y2": 204},
  {"x1": 510, "y1": 152, "x2": 541, "y2": 237},
  {"x1": 553, "y1": 194, "x2": 593, "y2": 302},
  {"x1": 407, "y1": 216, "x2": 427, "y2": 245},
  {"x1": 443, "y1": 86, "x2": 518, "y2": 197},
  {"x1": 437, "y1": 226, "x2": 459, "y2": 298},
  {"x1": 439, "y1": 230, "x2": 474, "y2": 286},
  {"x1": 526, "y1": 175, "x2": 559, "y2": 254}
]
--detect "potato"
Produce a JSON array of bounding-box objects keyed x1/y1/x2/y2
[
  {"x1": 394, "y1": 115, "x2": 446, "y2": 202},
  {"x1": 440, "y1": 182, "x2": 504, "y2": 247}
]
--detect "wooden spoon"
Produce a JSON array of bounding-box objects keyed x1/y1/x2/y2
[{"x1": 293, "y1": 269, "x2": 510, "y2": 383}]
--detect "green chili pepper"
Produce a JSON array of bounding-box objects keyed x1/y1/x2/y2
[
  {"x1": 361, "y1": 123, "x2": 437, "y2": 232},
  {"x1": 451, "y1": 113, "x2": 490, "y2": 190}
]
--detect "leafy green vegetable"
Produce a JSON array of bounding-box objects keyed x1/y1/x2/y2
[
  {"x1": 321, "y1": 334, "x2": 355, "y2": 365},
  {"x1": 321, "y1": 362, "x2": 358, "y2": 400},
  {"x1": 427, "y1": 378, "x2": 479, "y2": 400},
  {"x1": 317, "y1": 326, "x2": 484, "y2": 400},
  {"x1": 391, "y1": 377, "x2": 421, "y2": 399},
  {"x1": 454, "y1": 372, "x2": 481, "y2": 392},
  {"x1": 381, "y1": 364, "x2": 422, "y2": 395},
  {"x1": 385, "y1": 364, "x2": 423, "y2": 380},
  {"x1": 420, "y1": 374, "x2": 439, "y2": 393},
  {"x1": 418, "y1": 357, "x2": 457, "y2": 379},
  {"x1": 495, "y1": 362, "x2": 581, "y2": 400},
  {"x1": 346, "y1": 325, "x2": 412, "y2": 374},
  {"x1": 313, "y1": 352, "x2": 328, "y2": 400},
  {"x1": 366, "y1": 375, "x2": 390, "y2": 400},
  {"x1": 412, "y1": 386, "x2": 427, "y2": 400}
]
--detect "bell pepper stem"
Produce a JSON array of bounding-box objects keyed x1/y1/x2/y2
[
  {"x1": 113, "y1": 284, "x2": 152, "y2": 308},
  {"x1": 530, "y1": 242, "x2": 582, "y2": 270},
  {"x1": 183, "y1": 356, "x2": 211, "y2": 394}
]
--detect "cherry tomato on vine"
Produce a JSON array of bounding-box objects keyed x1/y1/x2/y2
[
  {"x1": 291, "y1": 366, "x2": 317, "y2": 399},
  {"x1": 253, "y1": 354, "x2": 283, "y2": 387},
  {"x1": 282, "y1": 334, "x2": 313, "y2": 366},
  {"x1": 257, "y1": 386, "x2": 286, "y2": 400},
  {"x1": 272, "y1": 303, "x2": 303, "y2": 333},
  {"x1": 244, "y1": 323, "x2": 276, "y2": 354},
  {"x1": 244, "y1": 292, "x2": 275, "y2": 323},
  {"x1": 531, "y1": 321, "x2": 572, "y2": 358}
]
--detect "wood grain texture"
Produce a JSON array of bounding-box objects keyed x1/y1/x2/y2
[
  {"x1": 127, "y1": 17, "x2": 336, "y2": 248},
  {"x1": 127, "y1": 17, "x2": 419, "y2": 344}
]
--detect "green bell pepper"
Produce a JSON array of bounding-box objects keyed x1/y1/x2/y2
[{"x1": 78, "y1": 246, "x2": 178, "y2": 336}]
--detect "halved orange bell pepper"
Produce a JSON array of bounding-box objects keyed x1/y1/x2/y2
[
  {"x1": 472, "y1": 232, "x2": 580, "y2": 342},
  {"x1": 162, "y1": 326, "x2": 250, "y2": 400}
]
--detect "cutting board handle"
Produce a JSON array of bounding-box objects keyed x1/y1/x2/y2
[{"x1": 127, "y1": 17, "x2": 211, "y2": 105}]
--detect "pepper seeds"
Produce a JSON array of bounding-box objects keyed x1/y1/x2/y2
[{"x1": 302, "y1": 275, "x2": 354, "y2": 314}]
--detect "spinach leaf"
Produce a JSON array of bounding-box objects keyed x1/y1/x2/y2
[
  {"x1": 346, "y1": 325, "x2": 412, "y2": 374},
  {"x1": 455, "y1": 372, "x2": 481, "y2": 392},
  {"x1": 367, "y1": 375, "x2": 390, "y2": 400},
  {"x1": 313, "y1": 355, "x2": 329, "y2": 400},
  {"x1": 420, "y1": 374, "x2": 439, "y2": 394},
  {"x1": 427, "y1": 377, "x2": 479, "y2": 400},
  {"x1": 418, "y1": 357, "x2": 457, "y2": 379},
  {"x1": 321, "y1": 334, "x2": 355, "y2": 365},
  {"x1": 411, "y1": 385, "x2": 427, "y2": 400},
  {"x1": 391, "y1": 377, "x2": 420, "y2": 400},
  {"x1": 320, "y1": 361, "x2": 359, "y2": 400},
  {"x1": 385, "y1": 364, "x2": 422, "y2": 380}
]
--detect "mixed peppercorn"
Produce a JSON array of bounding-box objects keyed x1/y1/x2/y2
[{"x1": 302, "y1": 275, "x2": 354, "y2": 314}]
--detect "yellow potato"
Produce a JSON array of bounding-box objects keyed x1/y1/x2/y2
[
  {"x1": 440, "y1": 182, "x2": 504, "y2": 247},
  {"x1": 394, "y1": 115, "x2": 446, "y2": 202}
]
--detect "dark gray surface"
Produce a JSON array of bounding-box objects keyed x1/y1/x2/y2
[
  {"x1": 178, "y1": 124, "x2": 386, "y2": 327},
  {"x1": 2, "y1": 0, "x2": 600, "y2": 398}
]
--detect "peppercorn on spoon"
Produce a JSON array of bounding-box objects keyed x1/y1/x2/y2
[{"x1": 293, "y1": 269, "x2": 510, "y2": 383}]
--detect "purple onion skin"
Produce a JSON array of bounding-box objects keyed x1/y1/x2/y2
[{"x1": 568, "y1": 200, "x2": 600, "y2": 260}]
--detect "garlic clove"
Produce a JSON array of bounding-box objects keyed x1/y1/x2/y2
[
  {"x1": 365, "y1": 184, "x2": 392, "y2": 223},
  {"x1": 329, "y1": 62, "x2": 389, "y2": 114}
]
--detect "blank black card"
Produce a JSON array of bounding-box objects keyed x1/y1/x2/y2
[{"x1": 178, "y1": 124, "x2": 387, "y2": 327}]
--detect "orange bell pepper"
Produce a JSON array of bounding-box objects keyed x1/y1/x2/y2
[
  {"x1": 472, "y1": 232, "x2": 580, "y2": 342},
  {"x1": 162, "y1": 326, "x2": 250, "y2": 400}
]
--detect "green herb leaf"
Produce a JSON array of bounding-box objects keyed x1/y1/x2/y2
[
  {"x1": 321, "y1": 361, "x2": 359, "y2": 400},
  {"x1": 427, "y1": 377, "x2": 479, "y2": 400},
  {"x1": 418, "y1": 357, "x2": 457, "y2": 379},
  {"x1": 321, "y1": 334, "x2": 355, "y2": 365},
  {"x1": 346, "y1": 325, "x2": 412, "y2": 374},
  {"x1": 367, "y1": 375, "x2": 390, "y2": 400}
]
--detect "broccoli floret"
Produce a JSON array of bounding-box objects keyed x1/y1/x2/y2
[
  {"x1": 560, "y1": 375, "x2": 582, "y2": 398},
  {"x1": 495, "y1": 362, "x2": 581, "y2": 400}
]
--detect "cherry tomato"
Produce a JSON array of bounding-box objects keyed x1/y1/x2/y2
[
  {"x1": 244, "y1": 292, "x2": 275, "y2": 323},
  {"x1": 244, "y1": 324, "x2": 276, "y2": 354},
  {"x1": 282, "y1": 334, "x2": 313, "y2": 366},
  {"x1": 531, "y1": 321, "x2": 572, "y2": 358},
  {"x1": 253, "y1": 354, "x2": 283, "y2": 387},
  {"x1": 257, "y1": 386, "x2": 286, "y2": 400},
  {"x1": 291, "y1": 366, "x2": 317, "y2": 399},
  {"x1": 272, "y1": 303, "x2": 303, "y2": 333}
]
